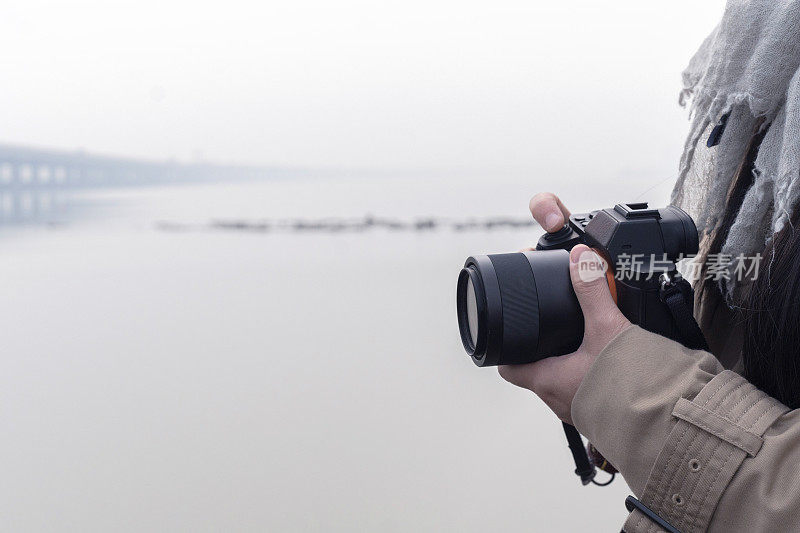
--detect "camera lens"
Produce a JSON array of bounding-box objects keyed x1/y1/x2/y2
[{"x1": 456, "y1": 250, "x2": 584, "y2": 366}]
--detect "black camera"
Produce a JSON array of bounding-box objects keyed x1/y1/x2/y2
[{"x1": 456, "y1": 202, "x2": 699, "y2": 366}]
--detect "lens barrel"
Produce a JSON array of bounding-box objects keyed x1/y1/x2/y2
[{"x1": 456, "y1": 250, "x2": 584, "y2": 366}]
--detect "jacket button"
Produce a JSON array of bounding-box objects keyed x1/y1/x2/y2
[
  {"x1": 672, "y1": 493, "x2": 685, "y2": 506},
  {"x1": 689, "y1": 459, "x2": 701, "y2": 472}
]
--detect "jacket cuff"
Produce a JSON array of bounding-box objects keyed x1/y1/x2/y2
[
  {"x1": 622, "y1": 370, "x2": 789, "y2": 532},
  {"x1": 571, "y1": 325, "x2": 724, "y2": 495}
]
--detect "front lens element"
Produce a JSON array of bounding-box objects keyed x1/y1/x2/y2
[
  {"x1": 457, "y1": 264, "x2": 489, "y2": 359},
  {"x1": 466, "y1": 277, "x2": 479, "y2": 346}
]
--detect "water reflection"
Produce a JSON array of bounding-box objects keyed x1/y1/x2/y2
[{"x1": 0, "y1": 190, "x2": 74, "y2": 226}]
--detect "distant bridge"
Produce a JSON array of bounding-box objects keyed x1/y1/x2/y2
[
  {"x1": 0, "y1": 143, "x2": 298, "y2": 225},
  {"x1": 0, "y1": 144, "x2": 290, "y2": 189}
]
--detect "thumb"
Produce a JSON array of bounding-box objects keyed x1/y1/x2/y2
[{"x1": 568, "y1": 245, "x2": 619, "y2": 325}]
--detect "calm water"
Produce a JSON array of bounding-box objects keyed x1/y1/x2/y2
[{"x1": 0, "y1": 176, "x2": 674, "y2": 531}]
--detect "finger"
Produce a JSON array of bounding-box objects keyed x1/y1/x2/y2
[
  {"x1": 529, "y1": 192, "x2": 571, "y2": 232},
  {"x1": 568, "y1": 245, "x2": 620, "y2": 326},
  {"x1": 518, "y1": 246, "x2": 536, "y2": 252}
]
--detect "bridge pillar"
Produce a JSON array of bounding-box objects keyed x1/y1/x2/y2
[
  {"x1": 36, "y1": 164, "x2": 51, "y2": 185},
  {"x1": 0, "y1": 162, "x2": 13, "y2": 185},
  {"x1": 54, "y1": 166, "x2": 67, "y2": 185},
  {"x1": 18, "y1": 163, "x2": 33, "y2": 186}
]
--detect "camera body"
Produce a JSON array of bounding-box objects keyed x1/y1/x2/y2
[
  {"x1": 457, "y1": 202, "x2": 699, "y2": 366},
  {"x1": 537, "y1": 202, "x2": 699, "y2": 340}
]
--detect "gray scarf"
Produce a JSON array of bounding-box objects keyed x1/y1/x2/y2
[{"x1": 672, "y1": 0, "x2": 800, "y2": 299}]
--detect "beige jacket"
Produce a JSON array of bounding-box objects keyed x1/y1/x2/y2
[{"x1": 572, "y1": 325, "x2": 799, "y2": 532}]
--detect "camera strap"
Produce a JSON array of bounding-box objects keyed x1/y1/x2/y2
[
  {"x1": 565, "y1": 270, "x2": 708, "y2": 487},
  {"x1": 658, "y1": 272, "x2": 708, "y2": 351},
  {"x1": 562, "y1": 422, "x2": 596, "y2": 485}
]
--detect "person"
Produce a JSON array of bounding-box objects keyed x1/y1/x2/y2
[{"x1": 498, "y1": 2, "x2": 800, "y2": 531}]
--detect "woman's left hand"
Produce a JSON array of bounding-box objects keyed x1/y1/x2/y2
[{"x1": 498, "y1": 244, "x2": 631, "y2": 424}]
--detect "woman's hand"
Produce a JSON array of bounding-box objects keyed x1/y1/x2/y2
[{"x1": 498, "y1": 193, "x2": 631, "y2": 424}]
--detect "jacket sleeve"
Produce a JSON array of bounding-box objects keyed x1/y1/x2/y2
[{"x1": 572, "y1": 325, "x2": 799, "y2": 533}]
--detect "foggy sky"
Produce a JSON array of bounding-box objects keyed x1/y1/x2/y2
[{"x1": 2, "y1": 1, "x2": 725, "y2": 174}]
